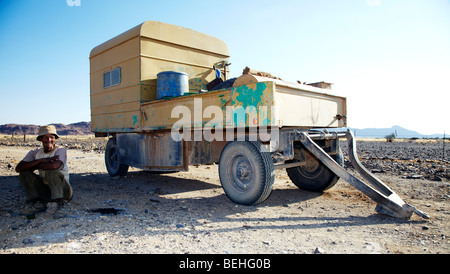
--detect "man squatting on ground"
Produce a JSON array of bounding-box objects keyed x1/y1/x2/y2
[{"x1": 15, "y1": 125, "x2": 73, "y2": 216}]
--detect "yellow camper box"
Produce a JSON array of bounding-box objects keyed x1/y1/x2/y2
[{"x1": 90, "y1": 20, "x2": 230, "y2": 134}]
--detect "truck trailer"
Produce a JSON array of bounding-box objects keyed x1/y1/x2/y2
[{"x1": 90, "y1": 21, "x2": 428, "y2": 219}]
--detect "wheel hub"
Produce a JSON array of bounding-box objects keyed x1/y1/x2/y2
[
  {"x1": 303, "y1": 154, "x2": 320, "y2": 172},
  {"x1": 230, "y1": 155, "x2": 254, "y2": 190}
]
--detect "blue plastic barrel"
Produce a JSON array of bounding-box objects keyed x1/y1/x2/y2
[{"x1": 156, "y1": 71, "x2": 188, "y2": 99}]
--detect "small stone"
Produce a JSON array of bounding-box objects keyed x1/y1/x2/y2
[
  {"x1": 364, "y1": 242, "x2": 381, "y2": 253},
  {"x1": 407, "y1": 174, "x2": 423, "y2": 179},
  {"x1": 314, "y1": 247, "x2": 325, "y2": 254},
  {"x1": 22, "y1": 238, "x2": 34, "y2": 245}
]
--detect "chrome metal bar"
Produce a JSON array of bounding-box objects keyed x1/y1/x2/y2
[{"x1": 307, "y1": 131, "x2": 348, "y2": 140}]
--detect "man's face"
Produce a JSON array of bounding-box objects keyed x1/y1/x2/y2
[{"x1": 41, "y1": 134, "x2": 56, "y2": 152}]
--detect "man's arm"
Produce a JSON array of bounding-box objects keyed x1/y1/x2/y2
[{"x1": 15, "y1": 155, "x2": 63, "y2": 173}]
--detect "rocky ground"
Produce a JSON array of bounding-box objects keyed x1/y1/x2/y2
[{"x1": 0, "y1": 135, "x2": 448, "y2": 254}]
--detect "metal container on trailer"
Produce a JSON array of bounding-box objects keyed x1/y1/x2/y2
[{"x1": 156, "y1": 71, "x2": 189, "y2": 99}]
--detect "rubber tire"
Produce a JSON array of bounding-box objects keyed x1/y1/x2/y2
[
  {"x1": 286, "y1": 149, "x2": 343, "y2": 192},
  {"x1": 219, "y1": 140, "x2": 275, "y2": 205},
  {"x1": 105, "y1": 138, "x2": 129, "y2": 177}
]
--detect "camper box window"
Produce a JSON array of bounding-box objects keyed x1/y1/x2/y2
[{"x1": 103, "y1": 67, "x2": 121, "y2": 88}]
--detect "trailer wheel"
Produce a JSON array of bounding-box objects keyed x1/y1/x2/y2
[
  {"x1": 287, "y1": 149, "x2": 343, "y2": 192},
  {"x1": 219, "y1": 140, "x2": 274, "y2": 205},
  {"x1": 105, "y1": 137, "x2": 129, "y2": 177}
]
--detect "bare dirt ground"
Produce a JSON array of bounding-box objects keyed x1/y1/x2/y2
[{"x1": 0, "y1": 136, "x2": 448, "y2": 254}]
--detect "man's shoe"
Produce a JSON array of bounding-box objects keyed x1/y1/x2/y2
[
  {"x1": 24, "y1": 200, "x2": 47, "y2": 214},
  {"x1": 46, "y1": 201, "x2": 67, "y2": 219}
]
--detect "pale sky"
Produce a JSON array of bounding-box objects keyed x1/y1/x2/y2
[{"x1": 0, "y1": 0, "x2": 449, "y2": 135}]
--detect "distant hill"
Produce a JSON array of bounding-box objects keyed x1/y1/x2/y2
[
  {"x1": 0, "y1": 122, "x2": 92, "y2": 136},
  {"x1": 349, "y1": 125, "x2": 443, "y2": 139}
]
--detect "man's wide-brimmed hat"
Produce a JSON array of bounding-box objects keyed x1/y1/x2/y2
[{"x1": 37, "y1": 125, "x2": 60, "y2": 141}]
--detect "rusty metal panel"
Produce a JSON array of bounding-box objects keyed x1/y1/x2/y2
[
  {"x1": 116, "y1": 133, "x2": 148, "y2": 167},
  {"x1": 140, "y1": 83, "x2": 278, "y2": 131},
  {"x1": 188, "y1": 139, "x2": 227, "y2": 165},
  {"x1": 116, "y1": 132, "x2": 185, "y2": 171},
  {"x1": 147, "y1": 131, "x2": 184, "y2": 169},
  {"x1": 234, "y1": 74, "x2": 346, "y2": 128},
  {"x1": 139, "y1": 79, "x2": 346, "y2": 131},
  {"x1": 230, "y1": 81, "x2": 277, "y2": 127},
  {"x1": 140, "y1": 89, "x2": 230, "y2": 130}
]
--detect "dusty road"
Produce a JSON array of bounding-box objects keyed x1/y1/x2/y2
[{"x1": 0, "y1": 138, "x2": 448, "y2": 254}]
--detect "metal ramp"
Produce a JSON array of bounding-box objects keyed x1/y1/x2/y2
[{"x1": 299, "y1": 130, "x2": 429, "y2": 219}]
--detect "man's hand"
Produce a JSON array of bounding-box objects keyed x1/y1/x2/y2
[
  {"x1": 15, "y1": 155, "x2": 63, "y2": 173},
  {"x1": 40, "y1": 155, "x2": 60, "y2": 163}
]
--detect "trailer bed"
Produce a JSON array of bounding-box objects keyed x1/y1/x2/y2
[{"x1": 140, "y1": 77, "x2": 347, "y2": 131}]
